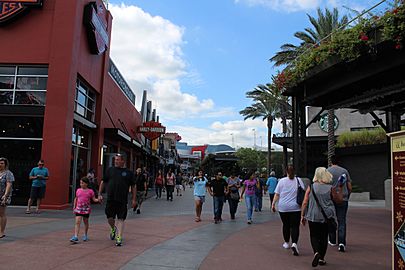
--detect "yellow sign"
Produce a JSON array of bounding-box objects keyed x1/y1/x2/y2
[{"x1": 393, "y1": 137, "x2": 405, "y2": 153}]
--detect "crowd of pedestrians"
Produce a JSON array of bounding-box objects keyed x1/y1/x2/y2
[{"x1": 0, "y1": 153, "x2": 353, "y2": 267}]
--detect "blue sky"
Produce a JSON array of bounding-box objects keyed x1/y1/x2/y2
[{"x1": 107, "y1": 0, "x2": 384, "y2": 148}]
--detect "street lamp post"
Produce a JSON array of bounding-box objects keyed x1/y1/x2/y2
[
  {"x1": 252, "y1": 128, "x2": 256, "y2": 149},
  {"x1": 230, "y1": 133, "x2": 235, "y2": 149}
]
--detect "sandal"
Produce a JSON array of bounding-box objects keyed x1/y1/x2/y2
[
  {"x1": 195, "y1": 217, "x2": 201, "y2": 222},
  {"x1": 0, "y1": 234, "x2": 5, "y2": 239},
  {"x1": 25, "y1": 210, "x2": 31, "y2": 214}
]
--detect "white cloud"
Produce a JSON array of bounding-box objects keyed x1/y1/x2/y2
[
  {"x1": 110, "y1": 4, "x2": 185, "y2": 82},
  {"x1": 109, "y1": 4, "x2": 215, "y2": 119},
  {"x1": 235, "y1": 0, "x2": 321, "y2": 12},
  {"x1": 150, "y1": 79, "x2": 214, "y2": 120},
  {"x1": 170, "y1": 118, "x2": 283, "y2": 148}
]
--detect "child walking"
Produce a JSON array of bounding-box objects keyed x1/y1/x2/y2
[{"x1": 70, "y1": 177, "x2": 99, "y2": 243}]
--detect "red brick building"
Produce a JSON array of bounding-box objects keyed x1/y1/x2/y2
[{"x1": 0, "y1": 0, "x2": 147, "y2": 208}]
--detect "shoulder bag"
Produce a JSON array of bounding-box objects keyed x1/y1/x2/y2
[
  {"x1": 311, "y1": 184, "x2": 337, "y2": 233},
  {"x1": 296, "y1": 177, "x2": 305, "y2": 206}
]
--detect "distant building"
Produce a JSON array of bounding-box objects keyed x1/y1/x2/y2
[{"x1": 177, "y1": 143, "x2": 235, "y2": 173}]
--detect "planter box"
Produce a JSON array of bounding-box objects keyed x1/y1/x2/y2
[{"x1": 349, "y1": 192, "x2": 370, "y2": 202}]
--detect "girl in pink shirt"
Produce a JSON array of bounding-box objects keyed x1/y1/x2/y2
[{"x1": 70, "y1": 177, "x2": 99, "y2": 243}]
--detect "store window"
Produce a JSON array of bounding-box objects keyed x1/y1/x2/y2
[
  {"x1": 0, "y1": 65, "x2": 48, "y2": 106},
  {"x1": 75, "y1": 79, "x2": 96, "y2": 122},
  {"x1": 0, "y1": 116, "x2": 43, "y2": 138}
]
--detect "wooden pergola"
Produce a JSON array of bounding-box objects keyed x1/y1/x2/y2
[{"x1": 283, "y1": 40, "x2": 405, "y2": 176}]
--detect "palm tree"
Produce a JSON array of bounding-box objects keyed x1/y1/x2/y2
[
  {"x1": 270, "y1": 7, "x2": 349, "y2": 167},
  {"x1": 270, "y1": 7, "x2": 349, "y2": 67},
  {"x1": 240, "y1": 83, "x2": 290, "y2": 174}
]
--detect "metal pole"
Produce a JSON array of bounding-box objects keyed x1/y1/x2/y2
[{"x1": 253, "y1": 129, "x2": 256, "y2": 149}]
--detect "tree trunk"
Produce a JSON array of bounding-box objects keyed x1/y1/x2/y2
[
  {"x1": 327, "y1": 109, "x2": 335, "y2": 167},
  {"x1": 267, "y1": 117, "x2": 273, "y2": 174}
]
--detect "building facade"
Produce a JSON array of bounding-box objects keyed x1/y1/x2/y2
[{"x1": 0, "y1": 0, "x2": 155, "y2": 208}]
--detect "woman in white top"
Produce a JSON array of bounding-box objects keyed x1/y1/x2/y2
[{"x1": 272, "y1": 165, "x2": 305, "y2": 256}]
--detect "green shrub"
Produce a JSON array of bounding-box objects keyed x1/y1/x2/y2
[{"x1": 336, "y1": 128, "x2": 387, "y2": 148}]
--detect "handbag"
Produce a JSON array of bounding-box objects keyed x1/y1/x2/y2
[
  {"x1": 296, "y1": 177, "x2": 305, "y2": 206},
  {"x1": 311, "y1": 184, "x2": 337, "y2": 232}
]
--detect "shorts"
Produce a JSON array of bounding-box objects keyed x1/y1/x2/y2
[
  {"x1": 194, "y1": 196, "x2": 205, "y2": 203},
  {"x1": 75, "y1": 213, "x2": 90, "y2": 218},
  {"x1": 176, "y1": 185, "x2": 183, "y2": 190},
  {"x1": 30, "y1": 186, "x2": 46, "y2": 200},
  {"x1": 105, "y1": 201, "x2": 128, "y2": 220}
]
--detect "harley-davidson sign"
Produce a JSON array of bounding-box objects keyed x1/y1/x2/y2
[
  {"x1": 83, "y1": 2, "x2": 109, "y2": 55},
  {"x1": 138, "y1": 121, "x2": 166, "y2": 141},
  {"x1": 0, "y1": 0, "x2": 43, "y2": 25}
]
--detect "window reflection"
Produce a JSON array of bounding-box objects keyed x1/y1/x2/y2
[
  {"x1": 16, "y1": 77, "x2": 47, "y2": 90},
  {"x1": 72, "y1": 125, "x2": 90, "y2": 148},
  {"x1": 14, "y1": 91, "x2": 46, "y2": 105},
  {"x1": 0, "y1": 77, "x2": 14, "y2": 89},
  {"x1": 0, "y1": 66, "x2": 15, "y2": 75},
  {"x1": 17, "y1": 67, "x2": 48, "y2": 76},
  {"x1": 0, "y1": 91, "x2": 13, "y2": 104},
  {"x1": 75, "y1": 79, "x2": 96, "y2": 122},
  {"x1": 0, "y1": 65, "x2": 48, "y2": 106}
]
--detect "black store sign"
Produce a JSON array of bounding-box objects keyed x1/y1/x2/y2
[
  {"x1": 83, "y1": 2, "x2": 109, "y2": 55},
  {"x1": 0, "y1": 0, "x2": 43, "y2": 25}
]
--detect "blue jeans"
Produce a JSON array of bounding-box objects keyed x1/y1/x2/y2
[
  {"x1": 245, "y1": 195, "x2": 255, "y2": 221},
  {"x1": 213, "y1": 196, "x2": 225, "y2": 220},
  {"x1": 329, "y1": 201, "x2": 348, "y2": 245},
  {"x1": 254, "y1": 195, "x2": 263, "y2": 211}
]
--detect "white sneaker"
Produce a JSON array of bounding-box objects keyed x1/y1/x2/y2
[
  {"x1": 328, "y1": 240, "x2": 337, "y2": 246},
  {"x1": 291, "y1": 243, "x2": 299, "y2": 256},
  {"x1": 282, "y1": 242, "x2": 290, "y2": 249},
  {"x1": 338, "y1": 243, "x2": 345, "y2": 252}
]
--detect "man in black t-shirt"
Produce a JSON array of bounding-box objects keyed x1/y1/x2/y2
[
  {"x1": 134, "y1": 168, "x2": 147, "y2": 214},
  {"x1": 207, "y1": 172, "x2": 228, "y2": 224},
  {"x1": 98, "y1": 154, "x2": 136, "y2": 246}
]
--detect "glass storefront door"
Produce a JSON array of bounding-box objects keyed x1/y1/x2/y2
[
  {"x1": 0, "y1": 139, "x2": 42, "y2": 205},
  {"x1": 70, "y1": 124, "x2": 91, "y2": 202},
  {"x1": 0, "y1": 115, "x2": 44, "y2": 205}
]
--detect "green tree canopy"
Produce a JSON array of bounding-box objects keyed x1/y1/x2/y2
[{"x1": 235, "y1": 147, "x2": 266, "y2": 175}]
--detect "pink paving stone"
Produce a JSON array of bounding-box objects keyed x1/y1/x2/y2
[
  {"x1": 200, "y1": 208, "x2": 391, "y2": 270},
  {"x1": 1, "y1": 215, "x2": 204, "y2": 270}
]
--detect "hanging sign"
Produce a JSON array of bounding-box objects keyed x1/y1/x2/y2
[
  {"x1": 0, "y1": 0, "x2": 43, "y2": 26},
  {"x1": 138, "y1": 121, "x2": 166, "y2": 141},
  {"x1": 83, "y1": 2, "x2": 109, "y2": 55}
]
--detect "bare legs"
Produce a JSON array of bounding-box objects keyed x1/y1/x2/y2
[
  {"x1": 0, "y1": 206, "x2": 7, "y2": 236},
  {"x1": 26, "y1": 198, "x2": 41, "y2": 213},
  {"x1": 73, "y1": 216, "x2": 89, "y2": 237},
  {"x1": 195, "y1": 200, "x2": 203, "y2": 221}
]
